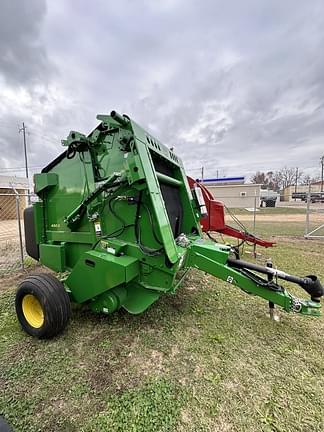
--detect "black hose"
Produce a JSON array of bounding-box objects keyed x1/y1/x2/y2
[
  {"x1": 134, "y1": 192, "x2": 163, "y2": 256},
  {"x1": 108, "y1": 198, "x2": 128, "y2": 230},
  {"x1": 91, "y1": 224, "x2": 134, "y2": 250},
  {"x1": 66, "y1": 144, "x2": 77, "y2": 159},
  {"x1": 142, "y1": 202, "x2": 163, "y2": 246},
  {"x1": 227, "y1": 257, "x2": 324, "y2": 300}
]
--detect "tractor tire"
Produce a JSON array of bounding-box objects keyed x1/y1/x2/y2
[{"x1": 15, "y1": 273, "x2": 71, "y2": 339}]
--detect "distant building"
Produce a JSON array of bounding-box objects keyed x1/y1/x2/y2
[
  {"x1": 282, "y1": 181, "x2": 323, "y2": 201},
  {"x1": 199, "y1": 177, "x2": 261, "y2": 208},
  {"x1": 0, "y1": 176, "x2": 29, "y2": 220}
]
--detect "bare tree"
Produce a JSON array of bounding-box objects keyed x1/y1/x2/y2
[
  {"x1": 301, "y1": 174, "x2": 321, "y2": 185},
  {"x1": 273, "y1": 167, "x2": 303, "y2": 190},
  {"x1": 251, "y1": 171, "x2": 267, "y2": 184},
  {"x1": 301, "y1": 174, "x2": 311, "y2": 185},
  {"x1": 251, "y1": 167, "x2": 304, "y2": 191},
  {"x1": 251, "y1": 170, "x2": 279, "y2": 191}
]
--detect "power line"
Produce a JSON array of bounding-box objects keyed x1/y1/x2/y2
[
  {"x1": 0, "y1": 123, "x2": 59, "y2": 145},
  {"x1": 0, "y1": 165, "x2": 42, "y2": 170},
  {"x1": 0, "y1": 167, "x2": 42, "y2": 173},
  {"x1": 0, "y1": 121, "x2": 20, "y2": 128},
  {"x1": 28, "y1": 131, "x2": 59, "y2": 145}
]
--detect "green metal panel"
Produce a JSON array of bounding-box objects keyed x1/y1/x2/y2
[
  {"x1": 122, "y1": 283, "x2": 161, "y2": 314},
  {"x1": 132, "y1": 136, "x2": 179, "y2": 264},
  {"x1": 33, "y1": 201, "x2": 44, "y2": 244},
  {"x1": 41, "y1": 150, "x2": 96, "y2": 236},
  {"x1": 39, "y1": 243, "x2": 65, "y2": 272},
  {"x1": 124, "y1": 153, "x2": 146, "y2": 184},
  {"x1": 46, "y1": 231, "x2": 95, "y2": 244},
  {"x1": 34, "y1": 173, "x2": 58, "y2": 194},
  {"x1": 66, "y1": 250, "x2": 139, "y2": 303}
]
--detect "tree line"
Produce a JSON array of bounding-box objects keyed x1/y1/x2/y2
[{"x1": 251, "y1": 168, "x2": 320, "y2": 191}]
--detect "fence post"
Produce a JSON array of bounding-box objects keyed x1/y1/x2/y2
[
  {"x1": 12, "y1": 187, "x2": 24, "y2": 270},
  {"x1": 253, "y1": 191, "x2": 257, "y2": 258},
  {"x1": 305, "y1": 184, "x2": 311, "y2": 237}
]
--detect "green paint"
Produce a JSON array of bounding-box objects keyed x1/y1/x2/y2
[
  {"x1": 39, "y1": 243, "x2": 65, "y2": 272},
  {"x1": 33, "y1": 173, "x2": 58, "y2": 194},
  {"x1": 66, "y1": 250, "x2": 139, "y2": 303},
  {"x1": 186, "y1": 242, "x2": 321, "y2": 316}
]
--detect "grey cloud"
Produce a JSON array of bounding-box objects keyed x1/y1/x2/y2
[
  {"x1": 1, "y1": 0, "x2": 324, "y2": 180},
  {"x1": 0, "y1": 0, "x2": 51, "y2": 86}
]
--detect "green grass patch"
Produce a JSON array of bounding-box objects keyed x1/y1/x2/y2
[{"x1": 83, "y1": 378, "x2": 187, "y2": 432}]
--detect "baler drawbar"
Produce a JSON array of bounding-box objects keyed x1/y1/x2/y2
[{"x1": 17, "y1": 110, "x2": 323, "y2": 338}]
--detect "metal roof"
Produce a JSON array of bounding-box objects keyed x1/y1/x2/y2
[
  {"x1": 196, "y1": 176, "x2": 245, "y2": 183},
  {"x1": 0, "y1": 175, "x2": 29, "y2": 190}
]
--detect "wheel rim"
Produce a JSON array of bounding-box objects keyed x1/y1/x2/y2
[{"x1": 22, "y1": 294, "x2": 44, "y2": 328}]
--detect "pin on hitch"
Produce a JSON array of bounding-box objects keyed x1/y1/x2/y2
[{"x1": 266, "y1": 260, "x2": 279, "y2": 321}]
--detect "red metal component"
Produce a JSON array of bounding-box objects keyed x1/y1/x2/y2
[{"x1": 187, "y1": 177, "x2": 275, "y2": 248}]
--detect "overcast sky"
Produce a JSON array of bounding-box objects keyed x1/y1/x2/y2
[{"x1": 0, "y1": 0, "x2": 323, "y2": 181}]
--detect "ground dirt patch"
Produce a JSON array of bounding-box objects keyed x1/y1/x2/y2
[{"x1": 226, "y1": 212, "x2": 324, "y2": 223}]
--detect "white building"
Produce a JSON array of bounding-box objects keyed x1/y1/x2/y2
[{"x1": 199, "y1": 177, "x2": 262, "y2": 208}]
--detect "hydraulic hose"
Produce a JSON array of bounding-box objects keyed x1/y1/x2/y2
[{"x1": 227, "y1": 257, "x2": 324, "y2": 301}]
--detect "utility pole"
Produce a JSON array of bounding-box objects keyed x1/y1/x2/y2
[
  {"x1": 201, "y1": 166, "x2": 204, "y2": 183},
  {"x1": 19, "y1": 122, "x2": 30, "y2": 203},
  {"x1": 321, "y1": 156, "x2": 324, "y2": 193},
  {"x1": 294, "y1": 167, "x2": 298, "y2": 201},
  {"x1": 19, "y1": 122, "x2": 29, "y2": 180}
]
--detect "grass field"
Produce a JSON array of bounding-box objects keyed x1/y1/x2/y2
[{"x1": 0, "y1": 216, "x2": 323, "y2": 432}]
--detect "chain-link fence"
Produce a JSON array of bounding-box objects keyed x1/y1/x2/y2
[
  {"x1": 305, "y1": 196, "x2": 324, "y2": 239},
  {"x1": 0, "y1": 189, "x2": 36, "y2": 274},
  {"x1": 206, "y1": 190, "x2": 324, "y2": 244}
]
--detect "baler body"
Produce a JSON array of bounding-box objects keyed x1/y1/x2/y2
[
  {"x1": 25, "y1": 111, "x2": 323, "y2": 319},
  {"x1": 28, "y1": 112, "x2": 204, "y2": 314}
]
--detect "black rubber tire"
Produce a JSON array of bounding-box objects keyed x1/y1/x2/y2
[{"x1": 15, "y1": 273, "x2": 71, "y2": 339}]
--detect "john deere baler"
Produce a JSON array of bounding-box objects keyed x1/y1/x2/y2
[{"x1": 17, "y1": 111, "x2": 323, "y2": 338}]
